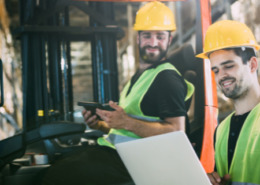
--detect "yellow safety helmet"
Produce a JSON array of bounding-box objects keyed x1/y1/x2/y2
[
  {"x1": 134, "y1": 1, "x2": 176, "y2": 31},
  {"x1": 196, "y1": 20, "x2": 260, "y2": 59}
]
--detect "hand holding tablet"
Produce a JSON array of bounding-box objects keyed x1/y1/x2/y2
[{"x1": 78, "y1": 101, "x2": 115, "y2": 115}]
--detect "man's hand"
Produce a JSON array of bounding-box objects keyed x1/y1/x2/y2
[
  {"x1": 82, "y1": 109, "x2": 110, "y2": 133},
  {"x1": 82, "y1": 109, "x2": 99, "y2": 129},
  {"x1": 207, "y1": 172, "x2": 230, "y2": 185},
  {"x1": 96, "y1": 101, "x2": 128, "y2": 129}
]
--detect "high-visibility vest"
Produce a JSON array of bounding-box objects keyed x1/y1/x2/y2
[
  {"x1": 215, "y1": 103, "x2": 260, "y2": 185},
  {"x1": 98, "y1": 62, "x2": 194, "y2": 149}
]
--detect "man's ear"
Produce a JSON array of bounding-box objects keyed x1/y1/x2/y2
[
  {"x1": 249, "y1": 56, "x2": 258, "y2": 73},
  {"x1": 136, "y1": 33, "x2": 139, "y2": 45}
]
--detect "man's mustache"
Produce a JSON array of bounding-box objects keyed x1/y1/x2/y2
[
  {"x1": 219, "y1": 77, "x2": 236, "y2": 86},
  {"x1": 144, "y1": 46, "x2": 160, "y2": 50}
]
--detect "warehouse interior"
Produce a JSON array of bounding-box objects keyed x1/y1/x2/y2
[{"x1": 0, "y1": 0, "x2": 260, "y2": 184}]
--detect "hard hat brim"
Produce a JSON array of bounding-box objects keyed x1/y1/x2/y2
[
  {"x1": 196, "y1": 52, "x2": 208, "y2": 59},
  {"x1": 196, "y1": 44, "x2": 260, "y2": 59}
]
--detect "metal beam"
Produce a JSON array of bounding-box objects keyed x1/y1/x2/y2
[
  {"x1": 14, "y1": 25, "x2": 124, "y2": 40},
  {"x1": 71, "y1": 1, "x2": 117, "y2": 26},
  {"x1": 28, "y1": 0, "x2": 118, "y2": 26}
]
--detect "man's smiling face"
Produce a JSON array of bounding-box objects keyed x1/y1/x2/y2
[
  {"x1": 210, "y1": 49, "x2": 251, "y2": 99},
  {"x1": 138, "y1": 31, "x2": 171, "y2": 64}
]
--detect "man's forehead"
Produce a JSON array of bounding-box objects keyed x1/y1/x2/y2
[{"x1": 209, "y1": 49, "x2": 238, "y2": 64}]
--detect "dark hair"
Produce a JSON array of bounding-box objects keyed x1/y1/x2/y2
[{"x1": 225, "y1": 47, "x2": 256, "y2": 64}]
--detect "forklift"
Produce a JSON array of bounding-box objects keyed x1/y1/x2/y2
[{"x1": 0, "y1": 0, "x2": 238, "y2": 184}]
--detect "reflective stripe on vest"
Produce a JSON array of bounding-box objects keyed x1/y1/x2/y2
[
  {"x1": 127, "y1": 114, "x2": 163, "y2": 122},
  {"x1": 232, "y1": 182, "x2": 260, "y2": 185},
  {"x1": 98, "y1": 62, "x2": 194, "y2": 148},
  {"x1": 215, "y1": 103, "x2": 260, "y2": 184},
  {"x1": 106, "y1": 134, "x2": 138, "y2": 145},
  {"x1": 98, "y1": 129, "x2": 141, "y2": 149}
]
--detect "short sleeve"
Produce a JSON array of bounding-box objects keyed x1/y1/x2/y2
[{"x1": 141, "y1": 70, "x2": 187, "y2": 119}]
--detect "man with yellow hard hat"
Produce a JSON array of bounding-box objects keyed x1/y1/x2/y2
[
  {"x1": 197, "y1": 20, "x2": 260, "y2": 185},
  {"x1": 43, "y1": 2, "x2": 194, "y2": 184}
]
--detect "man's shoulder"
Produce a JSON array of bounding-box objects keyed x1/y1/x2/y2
[
  {"x1": 217, "y1": 113, "x2": 234, "y2": 131},
  {"x1": 156, "y1": 68, "x2": 183, "y2": 81},
  {"x1": 149, "y1": 61, "x2": 186, "y2": 88},
  {"x1": 151, "y1": 69, "x2": 186, "y2": 93}
]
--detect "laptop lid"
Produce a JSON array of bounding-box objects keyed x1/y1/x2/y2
[{"x1": 115, "y1": 131, "x2": 211, "y2": 185}]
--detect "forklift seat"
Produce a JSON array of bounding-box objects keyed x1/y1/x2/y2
[
  {"x1": 168, "y1": 44, "x2": 197, "y2": 78},
  {"x1": 168, "y1": 43, "x2": 197, "y2": 137}
]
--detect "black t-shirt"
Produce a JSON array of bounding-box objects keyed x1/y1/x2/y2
[
  {"x1": 214, "y1": 111, "x2": 250, "y2": 170},
  {"x1": 126, "y1": 60, "x2": 187, "y2": 120},
  {"x1": 227, "y1": 112, "x2": 249, "y2": 169}
]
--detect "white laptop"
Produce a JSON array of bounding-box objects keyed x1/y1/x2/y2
[{"x1": 115, "y1": 131, "x2": 211, "y2": 185}]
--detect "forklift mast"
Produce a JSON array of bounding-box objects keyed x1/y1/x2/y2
[{"x1": 18, "y1": 0, "x2": 122, "y2": 131}]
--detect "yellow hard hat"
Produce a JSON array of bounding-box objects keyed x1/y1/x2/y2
[
  {"x1": 133, "y1": 1, "x2": 176, "y2": 31},
  {"x1": 196, "y1": 20, "x2": 260, "y2": 59}
]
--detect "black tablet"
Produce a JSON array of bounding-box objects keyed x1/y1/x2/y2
[{"x1": 77, "y1": 101, "x2": 114, "y2": 114}]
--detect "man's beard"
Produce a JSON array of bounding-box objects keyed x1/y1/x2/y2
[
  {"x1": 220, "y1": 77, "x2": 248, "y2": 99},
  {"x1": 139, "y1": 46, "x2": 168, "y2": 64}
]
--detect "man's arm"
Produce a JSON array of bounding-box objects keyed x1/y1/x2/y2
[
  {"x1": 96, "y1": 101, "x2": 185, "y2": 137},
  {"x1": 124, "y1": 116, "x2": 185, "y2": 137}
]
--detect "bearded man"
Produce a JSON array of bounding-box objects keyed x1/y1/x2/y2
[
  {"x1": 197, "y1": 20, "x2": 260, "y2": 185},
  {"x1": 42, "y1": 2, "x2": 194, "y2": 185}
]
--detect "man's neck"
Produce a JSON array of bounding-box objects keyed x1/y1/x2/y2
[
  {"x1": 138, "y1": 57, "x2": 166, "y2": 70},
  {"x1": 233, "y1": 84, "x2": 260, "y2": 115},
  {"x1": 139, "y1": 63, "x2": 152, "y2": 70}
]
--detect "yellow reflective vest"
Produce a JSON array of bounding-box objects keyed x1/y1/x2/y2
[
  {"x1": 98, "y1": 62, "x2": 194, "y2": 149},
  {"x1": 215, "y1": 103, "x2": 260, "y2": 185}
]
